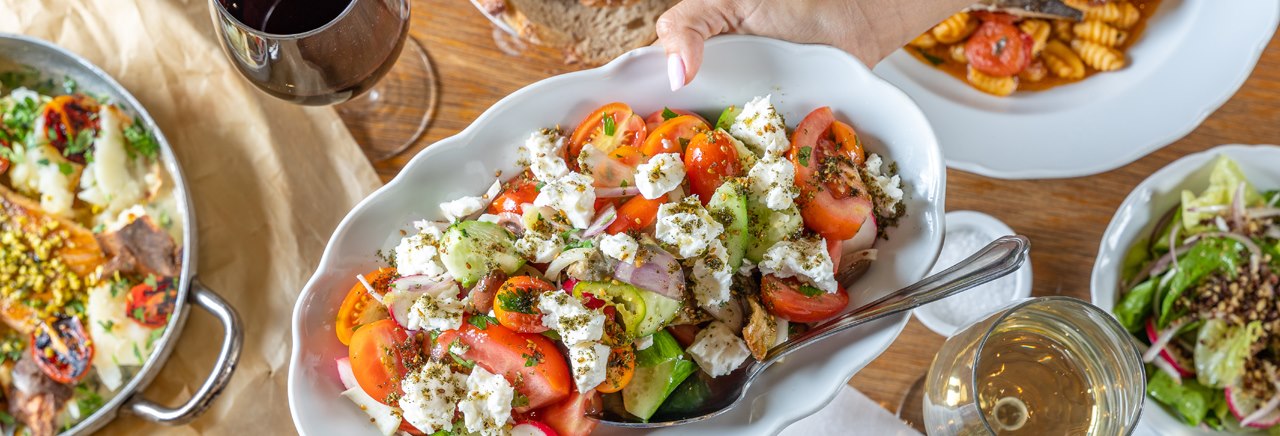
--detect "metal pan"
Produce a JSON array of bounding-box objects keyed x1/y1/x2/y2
[{"x1": 0, "y1": 33, "x2": 243, "y2": 433}]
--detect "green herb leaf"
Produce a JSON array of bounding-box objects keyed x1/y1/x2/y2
[
  {"x1": 603, "y1": 113, "x2": 617, "y2": 136},
  {"x1": 98, "y1": 320, "x2": 115, "y2": 332},
  {"x1": 449, "y1": 339, "x2": 476, "y2": 368},
  {"x1": 522, "y1": 349, "x2": 544, "y2": 367},
  {"x1": 497, "y1": 288, "x2": 537, "y2": 315},
  {"x1": 468, "y1": 314, "x2": 499, "y2": 330},
  {"x1": 511, "y1": 392, "x2": 530, "y2": 408},
  {"x1": 798, "y1": 146, "x2": 812, "y2": 167},
  {"x1": 662, "y1": 107, "x2": 679, "y2": 121},
  {"x1": 132, "y1": 307, "x2": 146, "y2": 322},
  {"x1": 564, "y1": 240, "x2": 594, "y2": 250},
  {"x1": 0, "y1": 410, "x2": 13, "y2": 426},
  {"x1": 122, "y1": 122, "x2": 159, "y2": 159},
  {"x1": 797, "y1": 285, "x2": 824, "y2": 297},
  {"x1": 58, "y1": 161, "x2": 73, "y2": 175}
]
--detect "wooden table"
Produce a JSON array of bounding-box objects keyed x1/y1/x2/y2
[{"x1": 358, "y1": 0, "x2": 1280, "y2": 425}]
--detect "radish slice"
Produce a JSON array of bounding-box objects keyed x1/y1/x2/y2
[
  {"x1": 341, "y1": 385, "x2": 402, "y2": 436},
  {"x1": 545, "y1": 248, "x2": 594, "y2": 281},
  {"x1": 613, "y1": 245, "x2": 684, "y2": 300},
  {"x1": 1228, "y1": 383, "x2": 1280, "y2": 428},
  {"x1": 511, "y1": 421, "x2": 560, "y2": 436},
  {"x1": 1144, "y1": 319, "x2": 1195, "y2": 376},
  {"x1": 583, "y1": 204, "x2": 617, "y2": 238},
  {"x1": 1143, "y1": 320, "x2": 1183, "y2": 362},
  {"x1": 336, "y1": 357, "x2": 359, "y2": 391}
]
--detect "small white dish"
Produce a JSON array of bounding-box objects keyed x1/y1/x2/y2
[
  {"x1": 1092, "y1": 144, "x2": 1280, "y2": 435},
  {"x1": 873, "y1": 1, "x2": 1279, "y2": 179},
  {"x1": 914, "y1": 211, "x2": 1032, "y2": 337},
  {"x1": 288, "y1": 35, "x2": 946, "y2": 436}
]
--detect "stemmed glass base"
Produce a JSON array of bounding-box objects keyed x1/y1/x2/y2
[
  {"x1": 896, "y1": 375, "x2": 928, "y2": 432},
  {"x1": 336, "y1": 37, "x2": 438, "y2": 162}
]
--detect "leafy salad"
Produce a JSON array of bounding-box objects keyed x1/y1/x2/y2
[
  {"x1": 331, "y1": 96, "x2": 906, "y2": 435},
  {"x1": 1116, "y1": 157, "x2": 1280, "y2": 433}
]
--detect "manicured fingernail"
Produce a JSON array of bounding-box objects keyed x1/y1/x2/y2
[{"x1": 668, "y1": 53, "x2": 685, "y2": 91}]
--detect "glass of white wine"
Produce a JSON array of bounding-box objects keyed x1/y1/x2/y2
[{"x1": 922, "y1": 297, "x2": 1145, "y2": 435}]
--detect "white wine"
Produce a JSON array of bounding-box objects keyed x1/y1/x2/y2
[{"x1": 974, "y1": 327, "x2": 1097, "y2": 434}]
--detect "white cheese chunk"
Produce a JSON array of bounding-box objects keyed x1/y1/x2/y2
[
  {"x1": 515, "y1": 231, "x2": 563, "y2": 264},
  {"x1": 439, "y1": 179, "x2": 502, "y2": 222},
  {"x1": 746, "y1": 156, "x2": 797, "y2": 211},
  {"x1": 341, "y1": 386, "x2": 402, "y2": 436},
  {"x1": 405, "y1": 282, "x2": 466, "y2": 332},
  {"x1": 395, "y1": 227, "x2": 448, "y2": 278},
  {"x1": 87, "y1": 282, "x2": 156, "y2": 391},
  {"x1": 634, "y1": 152, "x2": 685, "y2": 200},
  {"x1": 599, "y1": 232, "x2": 639, "y2": 263},
  {"x1": 634, "y1": 335, "x2": 654, "y2": 351},
  {"x1": 458, "y1": 367, "x2": 515, "y2": 436},
  {"x1": 523, "y1": 129, "x2": 569, "y2": 182},
  {"x1": 568, "y1": 341, "x2": 610, "y2": 393},
  {"x1": 691, "y1": 238, "x2": 733, "y2": 308},
  {"x1": 400, "y1": 361, "x2": 465, "y2": 434},
  {"x1": 534, "y1": 172, "x2": 596, "y2": 229},
  {"x1": 729, "y1": 95, "x2": 790, "y2": 158},
  {"x1": 538, "y1": 291, "x2": 605, "y2": 345},
  {"x1": 738, "y1": 258, "x2": 757, "y2": 276},
  {"x1": 687, "y1": 321, "x2": 751, "y2": 378},
  {"x1": 759, "y1": 235, "x2": 839, "y2": 293},
  {"x1": 864, "y1": 153, "x2": 904, "y2": 217},
  {"x1": 654, "y1": 196, "x2": 724, "y2": 259}
]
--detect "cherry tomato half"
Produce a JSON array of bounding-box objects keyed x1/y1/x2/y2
[
  {"x1": 640, "y1": 115, "x2": 710, "y2": 158},
  {"x1": 596, "y1": 345, "x2": 636, "y2": 393},
  {"x1": 760, "y1": 275, "x2": 849, "y2": 323},
  {"x1": 644, "y1": 108, "x2": 709, "y2": 131},
  {"x1": 684, "y1": 130, "x2": 741, "y2": 203},
  {"x1": 431, "y1": 322, "x2": 571, "y2": 411},
  {"x1": 605, "y1": 194, "x2": 667, "y2": 235},
  {"x1": 31, "y1": 315, "x2": 94, "y2": 384},
  {"x1": 567, "y1": 103, "x2": 647, "y2": 171},
  {"x1": 493, "y1": 276, "x2": 554, "y2": 334},
  {"x1": 126, "y1": 276, "x2": 178, "y2": 328},
  {"x1": 539, "y1": 389, "x2": 601, "y2": 436},
  {"x1": 489, "y1": 171, "x2": 540, "y2": 215},
  {"x1": 337, "y1": 268, "x2": 396, "y2": 345},
  {"x1": 964, "y1": 19, "x2": 1034, "y2": 77},
  {"x1": 349, "y1": 319, "x2": 418, "y2": 405},
  {"x1": 790, "y1": 107, "x2": 874, "y2": 240}
]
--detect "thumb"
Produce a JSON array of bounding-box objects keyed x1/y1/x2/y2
[{"x1": 655, "y1": 0, "x2": 740, "y2": 91}]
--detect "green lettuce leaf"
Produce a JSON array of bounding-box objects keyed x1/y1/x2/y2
[
  {"x1": 1114, "y1": 279, "x2": 1156, "y2": 333},
  {"x1": 1158, "y1": 238, "x2": 1242, "y2": 327},
  {"x1": 1194, "y1": 319, "x2": 1263, "y2": 388},
  {"x1": 1181, "y1": 157, "x2": 1261, "y2": 231},
  {"x1": 1148, "y1": 369, "x2": 1219, "y2": 426}
]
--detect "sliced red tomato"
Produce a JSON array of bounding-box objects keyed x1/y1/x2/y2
[
  {"x1": 830, "y1": 120, "x2": 864, "y2": 167},
  {"x1": 567, "y1": 103, "x2": 646, "y2": 171},
  {"x1": 684, "y1": 130, "x2": 741, "y2": 203},
  {"x1": 490, "y1": 171, "x2": 539, "y2": 215},
  {"x1": 348, "y1": 319, "x2": 417, "y2": 405},
  {"x1": 640, "y1": 115, "x2": 710, "y2": 158},
  {"x1": 644, "y1": 108, "x2": 709, "y2": 131},
  {"x1": 31, "y1": 315, "x2": 93, "y2": 384},
  {"x1": 760, "y1": 275, "x2": 849, "y2": 323},
  {"x1": 790, "y1": 107, "x2": 874, "y2": 240},
  {"x1": 337, "y1": 268, "x2": 396, "y2": 345},
  {"x1": 126, "y1": 276, "x2": 178, "y2": 328},
  {"x1": 605, "y1": 194, "x2": 667, "y2": 235},
  {"x1": 964, "y1": 19, "x2": 1034, "y2": 77},
  {"x1": 493, "y1": 276, "x2": 554, "y2": 334},
  {"x1": 539, "y1": 390, "x2": 601, "y2": 436},
  {"x1": 431, "y1": 322, "x2": 571, "y2": 411}
]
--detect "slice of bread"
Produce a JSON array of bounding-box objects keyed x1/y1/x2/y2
[{"x1": 494, "y1": 0, "x2": 678, "y2": 65}]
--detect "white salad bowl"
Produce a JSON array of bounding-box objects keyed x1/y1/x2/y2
[
  {"x1": 288, "y1": 35, "x2": 945, "y2": 435},
  {"x1": 1092, "y1": 144, "x2": 1280, "y2": 435},
  {"x1": 874, "y1": 1, "x2": 1279, "y2": 179}
]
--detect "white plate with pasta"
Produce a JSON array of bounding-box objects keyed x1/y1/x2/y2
[{"x1": 873, "y1": 0, "x2": 1278, "y2": 179}]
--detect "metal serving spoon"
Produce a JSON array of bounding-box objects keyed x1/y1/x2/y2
[{"x1": 593, "y1": 235, "x2": 1032, "y2": 428}]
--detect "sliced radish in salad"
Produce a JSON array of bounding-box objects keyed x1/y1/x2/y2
[
  {"x1": 511, "y1": 421, "x2": 560, "y2": 436},
  {"x1": 1227, "y1": 383, "x2": 1280, "y2": 428},
  {"x1": 1144, "y1": 319, "x2": 1195, "y2": 377},
  {"x1": 336, "y1": 357, "x2": 359, "y2": 391}
]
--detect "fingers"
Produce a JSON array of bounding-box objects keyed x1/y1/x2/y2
[{"x1": 655, "y1": 0, "x2": 739, "y2": 91}]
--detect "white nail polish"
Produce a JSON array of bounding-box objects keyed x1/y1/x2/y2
[{"x1": 668, "y1": 53, "x2": 685, "y2": 91}]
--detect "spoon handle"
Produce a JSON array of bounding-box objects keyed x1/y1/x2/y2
[{"x1": 755, "y1": 235, "x2": 1031, "y2": 368}]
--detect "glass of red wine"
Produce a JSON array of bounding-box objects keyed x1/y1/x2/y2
[{"x1": 209, "y1": 0, "x2": 436, "y2": 161}]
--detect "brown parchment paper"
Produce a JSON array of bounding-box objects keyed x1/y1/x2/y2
[{"x1": 0, "y1": 0, "x2": 383, "y2": 434}]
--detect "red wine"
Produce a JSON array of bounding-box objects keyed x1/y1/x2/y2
[{"x1": 222, "y1": 0, "x2": 352, "y2": 35}]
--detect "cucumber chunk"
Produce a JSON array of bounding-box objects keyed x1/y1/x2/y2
[
  {"x1": 715, "y1": 105, "x2": 741, "y2": 131},
  {"x1": 439, "y1": 221, "x2": 524, "y2": 287},
  {"x1": 574, "y1": 281, "x2": 681, "y2": 338},
  {"x1": 707, "y1": 179, "x2": 749, "y2": 269},
  {"x1": 623, "y1": 330, "x2": 697, "y2": 421},
  {"x1": 745, "y1": 199, "x2": 803, "y2": 263}
]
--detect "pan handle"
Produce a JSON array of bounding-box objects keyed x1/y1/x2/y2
[{"x1": 125, "y1": 278, "x2": 244, "y2": 425}]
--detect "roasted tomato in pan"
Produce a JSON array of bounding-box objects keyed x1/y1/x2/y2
[
  {"x1": 126, "y1": 276, "x2": 179, "y2": 328},
  {"x1": 336, "y1": 268, "x2": 396, "y2": 345},
  {"x1": 964, "y1": 18, "x2": 1034, "y2": 77},
  {"x1": 41, "y1": 94, "x2": 101, "y2": 164},
  {"x1": 31, "y1": 315, "x2": 94, "y2": 384}
]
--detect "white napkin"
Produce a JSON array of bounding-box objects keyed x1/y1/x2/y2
[{"x1": 779, "y1": 385, "x2": 922, "y2": 436}]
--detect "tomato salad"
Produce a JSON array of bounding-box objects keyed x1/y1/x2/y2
[{"x1": 332, "y1": 96, "x2": 906, "y2": 436}]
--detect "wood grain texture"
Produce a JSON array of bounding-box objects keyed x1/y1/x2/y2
[{"x1": 354, "y1": 0, "x2": 1280, "y2": 421}]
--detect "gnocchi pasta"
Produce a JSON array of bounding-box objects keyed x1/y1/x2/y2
[{"x1": 907, "y1": 0, "x2": 1158, "y2": 96}]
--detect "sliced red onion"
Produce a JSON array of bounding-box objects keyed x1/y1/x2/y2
[
  {"x1": 1143, "y1": 320, "x2": 1183, "y2": 363},
  {"x1": 356, "y1": 273, "x2": 383, "y2": 304},
  {"x1": 1168, "y1": 223, "x2": 1181, "y2": 274},
  {"x1": 583, "y1": 204, "x2": 617, "y2": 238},
  {"x1": 385, "y1": 275, "x2": 455, "y2": 329},
  {"x1": 1252, "y1": 207, "x2": 1280, "y2": 218},
  {"x1": 614, "y1": 245, "x2": 684, "y2": 300},
  {"x1": 336, "y1": 357, "x2": 358, "y2": 390},
  {"x1": 596, "y1": 187, "x2": 641, "y2": 198},
  {"x1": 1232, "y1": 182, "x2": 1247, "y2": 231},
  {"x1": 1187, "y1": 205, "x2": 1228, "y2": 214},
  {"x1": 667, "y1": 186, "x2": 686, "y2": 202},
  {"x1": 545, "y1": 248, "x2": 594, "y2": 282}
]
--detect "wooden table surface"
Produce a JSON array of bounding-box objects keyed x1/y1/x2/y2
[{"x1": 355, "y1": 0, "x2": 1280, "y2": 425}]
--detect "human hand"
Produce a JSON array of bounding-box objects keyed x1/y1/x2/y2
[{"x1": 656, "y1": 0, "x2": 972, "y2": 90}]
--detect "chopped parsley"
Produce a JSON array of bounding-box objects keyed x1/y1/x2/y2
[
  {"x1": 602, "y1": 113, "x2": 616, "y2": 136},
  {"x1": 74, "y1": 383, "x2": 105, "y2": 417},
  {"x1": 0, "y1": 410, "x2": 13, "y2": 426},
  {"x1": 132, "y1": 307, "x2": 146, "y2": 323},
  {"x1": 661, "y1": 107, "x2": 679, "y2": 121},
  {"x1": 448, "y1": 339, "x2": 476, "y2": 368},
  {"x1": 797, "y1": 284, "x2": 825, "y2": 297},
  {"x1": 468, "y1": 314, "x2": 499, "y2": 330},
  {"x1": 564, "y1": 239, "x2": 594, "y2": 250},
  {"x1": 98, "y1": 320, "x2": 115, "y2": 331},
  {"x1": 511, "y1": 392, "x2": 530, "y2": 408},
  {"x1": 522, "y1": 343, "x2": 544, "y2": 367},
  {"x1": 58, "y1": 161, "x2": 73, "y2": 175},
  {"x1": 798, "y1": 146, "x2": 813, "y2": 167},
  {"x1": 497, "y1": 288, "x2": 538, "y2": 315},
  {"x1": 123, "y1": 122, "x2": 159, "y2": 159},
  {"x1": 63, "y1": 127, "x2": 96, "y2": 157}
]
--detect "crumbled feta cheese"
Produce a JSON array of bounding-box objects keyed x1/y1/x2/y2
[
  {"x1": 634, "y1": 335, "x2": 654, "y2": 351},
  {"x1": 400, "y1": 361, "x2": 465, "y2": 434},
  {"x1": 515, "y1": 231, "x2": 562, "y2": 264},
  {"x1": 440, "y1": 180, "x2": 502, "y2": 222},
  {"x1": 458, "y1": 367, "x2": 515, "y2": 436},
  {"x1": 687, "y1": 321, "x2": 751, "y2": 378},
  {"x1": 395, "y1": 227, "x2": 448, "y2": 278},
  {"x1": 746, "y1": 156, "x2": 797, "y2": 211},
  {"x1": 599, "y1": 233, "x2": 639, "y2": 263},
  {"x1": 655, "y1": 196, "x2": 724, "y2": 259},
  {"x1": 535, "y1": 172, "x2": 596, "y2": 229},
  {"x1": 863, "y1": 153, "x2": 904, "y2": 217},
  {"x1": 523, "y1": 129, "x2": 569, "y2": 182},
  {"x1": 477, "y1": 214, "x2": 501, "y2": 224},
  {"x1": 730, "y1": 95, "x2": 790, "y2": 158},
  {"x1": 567, "y1": 342, "x2": 610, "y2": 392},
  {"x1": 738, "y1": 258, "x2": 756, "y2": 276},
  {"x1": 634, "y1": 153, "x2": 685, "y2": 200},
  {"x1": 405, "y1": 282, "x2": 466, "y2": 332},
  {"x1": 759, "y1": 235, "x2": 839, "y2": 293},
  {"x1": 691, "y1": 239, "x2": 733, "y2": 308},
  {"x1": 538, "y1": 291, "x2": 605, "y2": 345}
]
